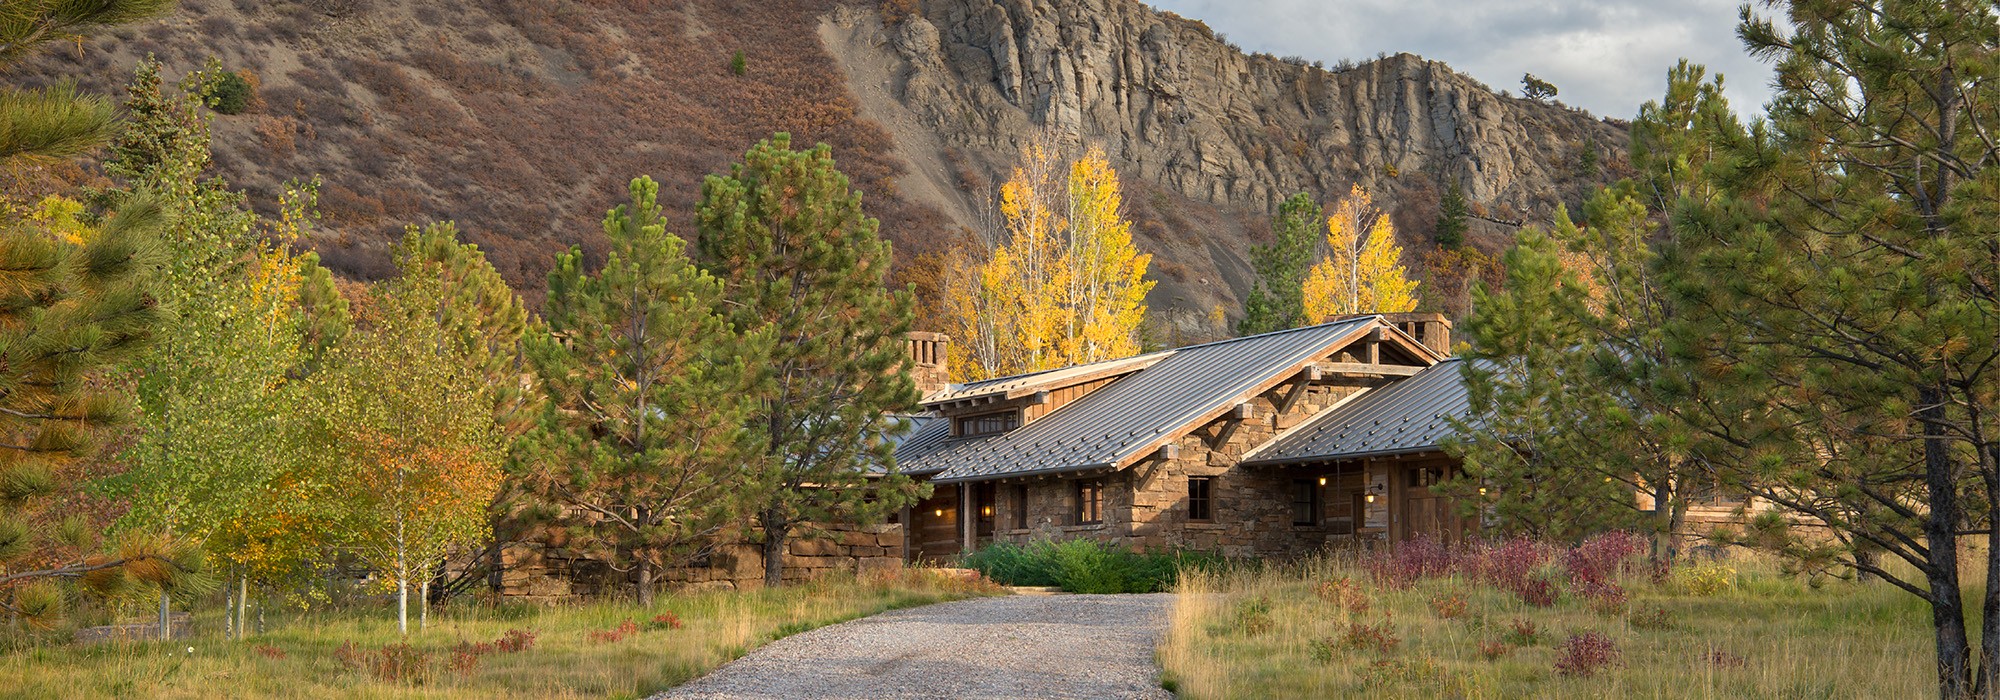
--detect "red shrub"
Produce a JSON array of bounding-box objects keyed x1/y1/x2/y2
[
  {"x1": 1502, "y1": 618, "x2": 1541, "y2": 646},
  {"x1": 1427, "y1": 591, "x2": 1468, "y2": 619},
  {"x1": 1554, "y1": 632, "x2": 1622, "y2": 677},
  {"x1": 496, "y1": 628, "x2": 537, "y2": 653},
  {"x1": 1340, "y1": 620, "x2": 1402, "y2": 654},
  {"x1": 650, "y1": 612, "x2": 684, "y2": 630},
  {"x1": 1478, "y1": 639, "x2": 1512, "y2": 660},
  {"x1": 1516, "y1": 576, "x2": 1561, "y2": 607},
  {"x1": 1472, "y1": 536, "x2": 1550, "y2": 590},
  {"x1": 1563, "y1": 532, "x2": 1644, "y2": 589},
  {"x1": 590, "y1": 619, "x2": 642, "y2": 644},
  {"x1": 1365, "y1": 536, "x2": 1453, "y2": 589},
  {"x1": 252, "y1": 644, "x2": 287, "y2": 659}
]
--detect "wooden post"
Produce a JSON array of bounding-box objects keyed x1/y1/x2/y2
[
  {"x1": 899, "y1": 506, "x2": 913, "y2": 563},
  {"x1": 959, "y1": 482, "x2": 975, "y2": 554}
]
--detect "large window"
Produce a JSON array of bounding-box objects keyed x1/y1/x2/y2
[
  {"x1": 1291, "y1": 479, "x2": 1319, "y2": 526},
  {"x1": 1187, "y1": 476, "x2": 1214, "y2": 522},
  {"x1": 1075, "y1": 479, "x2": 1103, "y2": 525},
  {"x1": 955, "y1": 410, "x2": 1019, "y2": 437}
]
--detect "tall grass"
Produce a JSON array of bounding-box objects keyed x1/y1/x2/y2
[
  {"x1": 1160, "y1": 550, "x2": 1936, "y2": 698},
  {"x1": 1, "y1": 569, "x2": 996, "y2": 699}
]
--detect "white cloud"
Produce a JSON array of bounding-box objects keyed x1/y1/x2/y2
[{"x1": 1146, "y1": 0, "x2": 1772, "y2": 119}]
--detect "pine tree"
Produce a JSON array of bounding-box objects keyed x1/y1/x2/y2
[
  {"x1": 1657, "y1": 2, "x2": 2000, "y2": 693},
  {"x1": 1435, "y1": 181, "x2": 1468, "y2": 249},
  {"x1": 696, "y1": 134, "x2": 926, "y2": 588},
  {"x1": 1238, "y1": 192, "x2": 1321, "y2": 335},
  {"x1": 0, "y1": 0, "x2": 191, "y2": 630},
  {"x1": 1301, "y1": 184, "x2": 1419, "y2": 321},
  {"x1": 519, "y1": 177, "x2": 765, "y2": 604}
]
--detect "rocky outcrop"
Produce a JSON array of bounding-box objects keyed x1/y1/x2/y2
[{"x1": 828, "y1": 0, "x2": 1624, "y2": 219}]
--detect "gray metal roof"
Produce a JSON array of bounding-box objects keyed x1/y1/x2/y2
[
  {"x1": 896, "y1": 317, "x2": 1392, "y2": 483},
  {"x1": 1241, "y1": 358, "x2": 1474, "y2": 465},
  {"x1": 921, "y1": 352, "x2": 1168, "y2": 406},
  {"x1": 888, "y1": 416, "x2": 959, "y2": 475}
]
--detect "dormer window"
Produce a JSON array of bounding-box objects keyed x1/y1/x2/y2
[{"x1": 955, "y1": 410, "x2": 1019, "y2": 437}]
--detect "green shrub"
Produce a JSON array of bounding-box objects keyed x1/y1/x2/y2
[
  {"x1": 208, "y1": 70, "x2": 254, "y2": 114},
  {"x1": 729, "y1": 51, "x2": 747, "y2": 76},
  {"x1": 961, "y1": 538, "x2": 1223, "y2": 593}
]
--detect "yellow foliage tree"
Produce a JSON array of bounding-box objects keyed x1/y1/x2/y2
[
  {"x1": 1302, "y1": 185, "x2": 1419, "y2": 322},
  {"x1": 945, "y1": 143, "x2": 1154, "y2": 380}
]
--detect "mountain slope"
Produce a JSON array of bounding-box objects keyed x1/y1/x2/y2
[{"x1": 9, "y1": 0, "x2": 1626, "y2": 335}]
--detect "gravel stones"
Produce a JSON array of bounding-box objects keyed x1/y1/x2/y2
[{"x1": 652, "y1": 593, "x2": 1175, "y2": 700}]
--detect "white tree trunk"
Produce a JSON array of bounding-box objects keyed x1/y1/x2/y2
[
  {"x1": 237, "y1": 575, "x2": 248, "y2": 640},
  {"x1": 419, "y1": 578, "x2": 430, "y2": 631}
]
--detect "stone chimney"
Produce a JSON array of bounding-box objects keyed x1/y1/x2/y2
[
  {"x1": 1379, "y1": 312, "x2": 1453, "y2": 356},
  {"x1": 905, "y1": 332, "x2": 951, "y2": 398}
]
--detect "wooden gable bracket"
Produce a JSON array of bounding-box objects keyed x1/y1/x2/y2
[
  {"x1": 1208, "y1": 403, "x2": 1255, "y2": 449},
  {"x1": 1277, "y1": 365, "x2": 1323, "y2": 414},
  {"x1": 1366, "y1": 327, "x2": 1384, "y2": 364},
  {"x1": 1137, "y1": 443, "x2": 1179, "y2": 491}
]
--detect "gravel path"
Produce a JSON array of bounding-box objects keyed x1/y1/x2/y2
[{"x1": 650, "y1": 593, "x2": 1176, "y2": 700}]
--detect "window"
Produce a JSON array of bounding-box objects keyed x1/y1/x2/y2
[
  {"x1": 1012, "y1": 485, "x2": 1030, "y2": 529},
  {"x1": 1187, "y1": 476, "x2": 1214, "y2": 522},
  {"x1": 1291, "y1": 479, "x2": 1319, "y2": 526},
  {"x1": 1075, "y1": 479, "x2": 1103, "y2": 525},
  {"x1": 955, "y1": 410, "x2": 1019, "y2": 437}
]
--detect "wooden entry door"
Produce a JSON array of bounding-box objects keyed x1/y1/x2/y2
[{"x1": 1399, "y1": 465, "x2": 1458, "y2": 544}]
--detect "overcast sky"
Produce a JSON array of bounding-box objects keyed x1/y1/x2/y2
[{"x1": 1146, "y1": 0, "x2": 1773, "y2": 120}]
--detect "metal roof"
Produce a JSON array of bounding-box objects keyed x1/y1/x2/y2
[
  {"x1": 920, "y1": 351, "x2": 1169, "y2": 406},
  {"x1": 896, "y1": 317, "x2": 1401, "y2": 483},
  {"x1": 1241, "y1": 358, "x2": 1475, "y2": 466}
]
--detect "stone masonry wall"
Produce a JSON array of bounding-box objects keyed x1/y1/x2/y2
[{"x1": 500, "y1": 522, "x2": 905, "y2": 601}]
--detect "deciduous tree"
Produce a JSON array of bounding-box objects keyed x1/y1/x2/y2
[{"x1": 1302, "y1": 184, "x2": 1419, "y2": 321}]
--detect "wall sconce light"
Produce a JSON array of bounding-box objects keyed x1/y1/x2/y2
[
  {"x1": 1317, "y1": 476, "x2": 1327, "y2": 486},
  {"x1": 981, "y1": 505, "x2": 994, "y2": 517},
  {"x1": 933, "y1": 508, "x2": 944, "y2": 518},
  {"x1": 1478, "y1": 486, "x2": 1488, "y2": 496},
  {"x1": 1364, "y1": 492, "x2": 1376, "y2": 504}
]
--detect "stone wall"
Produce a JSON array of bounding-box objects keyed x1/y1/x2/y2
[
  {"x1": 986, "y1": 373, "x2": 1374, "y2": 558},
  {"x1": 499, "y1": 522, "x2": 906, "y2": 601}
]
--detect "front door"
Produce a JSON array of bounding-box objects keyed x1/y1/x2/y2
[{"x1": 1399, "y1": 465, "x2": 1456, "y2": 544}]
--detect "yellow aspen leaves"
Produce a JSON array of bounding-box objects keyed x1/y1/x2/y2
[
  {"x1": 1302, "y1": 185, "x2": 1419, "y2": 322},
  {"x1": 945, "y1": 142, "x2": 1155, "y2": 380}
]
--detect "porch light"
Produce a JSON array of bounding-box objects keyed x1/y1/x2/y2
[
  {"x1": 934, "y1": 508, "x2": 944, "y2": 518},
  {"x1": 1317, "y1": 476, "x2": 1327, "y2": 486},
  {"x1": 1364, "y1": 492, "x2": 1376, "y2": 504},
  {"x1": 1478, "y1": 487, "x2": 1488, "y2": 496},
  {"x1": 981, "y1": 505, "x2": 994, "y2": 517}
]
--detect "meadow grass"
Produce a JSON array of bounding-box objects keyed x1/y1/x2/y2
[
  {"x1": 1, "y1": 569, "x2": 995, "y2": 699},
  {"x1": 1159, "y1": 553, "x2": 1939, "y2": 699}
]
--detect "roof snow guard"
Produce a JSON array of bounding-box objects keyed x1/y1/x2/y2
[
  {"x1": 895, "y1": 317, "x2": 1410, "y2": 484},
  {"x1": 1241, "y1": 358, "x2": 1475, "y2": 466}
]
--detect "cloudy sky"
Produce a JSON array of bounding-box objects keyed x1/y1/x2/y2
[{"x1": 1146, "y1": 0, "x2": 1774, "y2": 120}]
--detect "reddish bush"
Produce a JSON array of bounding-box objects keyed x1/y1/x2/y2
[
  {"x1": 650, "y1": 612, "x2": 685, "y2": 630},
  {"x1": 1477, "y1": 639, "x2": 1511, "y2": 660},
  {"x1": 496, "y1": 628, "x2": 537, "y2": 653},
  {"x1": 1427, "y1": 591, "x2": 1468, "y2": 619},
  {"x1": 1554, "y1": 632, "x2": 1622, "y2": 677},
  {"x1": 1502, "y1": 618, "x2": 1541, "y2": 646},
  {"x1": 1340, "y1": 620, "x2": 1402, "y2": 654},
  {"x1": 1471, "y1": 536, "x2": 1550, "y2": 591},
  {"x1": 1630, "y1": 606, "x2": 1674, "y2": 630},
  {"x1": 252, "y1": 644, "x2": 287, "y2": 659},
  {"x1": 1516, "y1": 576, "x2": 1561, "y2": 607},
  {"x1": 590, "y1": 619, "x2": 642, "y2": 644},
  {"x1": 1563, "y1": 532, "x2": 1644, "y2": 590},
  {"x1": 1365, "y1": 536, "x2": 1452, "y2": 589}
]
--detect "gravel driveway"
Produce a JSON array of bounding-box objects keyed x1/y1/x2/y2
[{"x1": 650, "y1": 593, "x2": 1175, "y2": 700}]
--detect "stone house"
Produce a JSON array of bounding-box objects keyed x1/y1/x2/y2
[{"x1": 893, "y1": 313, "x2": 1480, "y2": 560}]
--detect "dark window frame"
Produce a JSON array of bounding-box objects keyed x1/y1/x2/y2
[
  {"x1": 955, "y1": 409, "x2": 1020, "y2": 437},
  {"x1": 1290, "y1": 479, "x2": 1320, "y2": 526},
  {"x1": 1075, "y1": 479, "x2": 1103, "y2": 525},
  {"x1": 1187, "y1": 476, "x2": 1214, "y2": 522}
]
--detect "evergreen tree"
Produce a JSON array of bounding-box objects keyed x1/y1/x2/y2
[
  {"x1": 1435, "y1": 181, "x2": 1468, "y2": 249},
  {"x1": 519, "y1": 177, "x2": 765, "y2": 604},
  {"x1": 0, "y1": 0, "x2": 194, "y2": 631},
  {"x1": 696, "y1": 134, "x2": 926, "y2": 588},
  {"x1": 1238, "y1": 192, "x2": 1321, "y2": 335},
  {"x1": 1658, "y1": 3, "x2": 2000, "y2": 694}
]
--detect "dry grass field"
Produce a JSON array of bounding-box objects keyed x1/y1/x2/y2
[
  {"x1": 1160, "y1": 541, "x2": 1937, "y2": 699},
  {"x1": 1, "y1": 569, "x2": 995, "y2": 700}
]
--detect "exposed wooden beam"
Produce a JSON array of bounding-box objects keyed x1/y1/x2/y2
[
  {"x1": 1278, "y1": 365, "x2": 1321, "y2": 413},
  {"x1": 1366, "y1": 327, "x2": 1384, "y2": 364},
  {"x1": 1319, "y1": 362, "x2": 1424, "y2": 377},
  {"x1": 1208, "y1": 403, "x2": 1253, "y2": 449}
]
